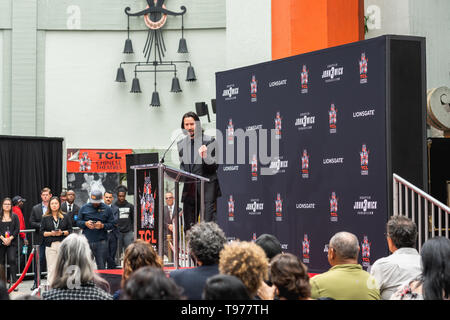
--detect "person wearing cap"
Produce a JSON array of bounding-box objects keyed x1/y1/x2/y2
[
  {"x1": 76, "y1": 189, "x2": 115, "y2": 270},
  {"x1": 12, "y1": 196, "x2": 28, "y2": 246},
  {"x1": 12, "y1": 196, "x2": 28, "y2": 274}
]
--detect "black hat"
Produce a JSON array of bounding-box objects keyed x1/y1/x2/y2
[{"x1": 12, "y1": 196, "x2": 26, "y2": 205}]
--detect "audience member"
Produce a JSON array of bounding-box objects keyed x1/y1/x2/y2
[
  {"x1": 29, "y1": 187, "x2": 52, "y2": 290},
  {"x1": 76, "y1": 189, "x2": 115, "y2": 270},
  {"x1": 370, "y1": 216, "x2": 421, "y2": 299},
  {"x1": 42, "y1": 233, "x2": 112, "y2": 300},
  {"x1": 203, "y1": 274, "x2": 251, "y2": 300},
  {"x1": 61, "y1": 190, "x2": 80, "y2": 227},
  {"x1": 0, "y1": 197, "x2": 20, "y2": 289},
  {"x1": 115, "y1": 186, "x2": 134, "y2": 259},
  {"x1": 310, "y1": 231, "x2": 380, "y2": 300},
  {"x1": 219, "y1": 240, "x2": 268, "y2": 298},
  {"x1": 170, "y1": 222, "x2": 226, "y2": 299},
  {"x1": 103, "y1": 191, "x2": 120, "y2": 269},
  {"x1": 40, "y1": 196, "x2": 72, "y2": 285},
  {"x1": 121, "y1": 266, "x2": 184, "y2": 300},
  {"x1": 114, "y1": 239, "x2": 163, "y2": 299},
  {"x1": 255, "y1": 234, "x2": 282, "y2": 261},
  {"x1": 259, "y1": 253, "x2": 312, "y2": 300},
  {"x1": 391, "y1": 236, "x2": 450, "y2": 300}
]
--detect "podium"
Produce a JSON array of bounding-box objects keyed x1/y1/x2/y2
[{"x1": 130, "y1": 163, "x2": 209, "y2": 269}]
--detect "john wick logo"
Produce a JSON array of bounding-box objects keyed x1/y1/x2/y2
[
  {"x1": 223, "y1": 84, "x2": 239, "y2": 101},
  {"x1": 246, "y1": 199, "x2": 264, "y2": 216},
  {"x1": 274, "y1": 111, "x2": 282, "y2": 139},
  {"x1": 275, "y1": 193, "x2": 283, "y2": 222},
  {"x1": 251, "y1": 154, "x2": 258, "y2": 181},
  {"x1": 268, "y1": 157, "x2": 288, "y2": 174},
  {"x1": 360, "y1": 144, "x2": 369, "y2": 175},
  {"x1": 250, "y1": 75, "x2": 257, "y2": 102},
  {"x1": 322, "y1": 63, "x2": 344, "y2": 83},
  {"x1": 227, "y1": 118, "x2": 234, "y2": 145},
  {"x1": 301, "y1": 149, "x2": 309, "y2": 179},
  {"x1": 359, "y1": 53, "x2": 368, "y2": 84},
  {"x1": 295, "y1": 112, "x2": 316, "y2": 131},
  {"x1": 140, "y1": 175, "x2": 155, "y2": 229},
  {"x1": 228, "y1": 195, "x2": 235, "y2": 221},
  {"x1": 330, "y1": 192, "x2": 338, "y2": 222},
  {"x1": 302, "y1": 234, "x2": 310, "y2": 264},
  {"x1": 329, "y1": 103, "x2": 337, "y2": 134},
  {"x1": 361, "y1": 235, "x2": 371, "y2": 268},
  {"x1": 301, "y1": 65, "x2": 309, "y2": 94},
  {"x1": 354, "y1": 196, "x2": 378, "y2": 216}
]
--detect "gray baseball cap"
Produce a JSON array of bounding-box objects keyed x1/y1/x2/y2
[{"x1": 90, "y1": 190, "x2": 103, "y2": 204}]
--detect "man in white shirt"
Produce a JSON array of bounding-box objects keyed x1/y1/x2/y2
[{"x1": 370, "y1": 216, "x2": 422, "y2": 300}]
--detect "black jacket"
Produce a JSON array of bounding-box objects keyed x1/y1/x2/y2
[
  {"x1": 29, "y1": 203, "x2": 47, "y2": 245},
  {"x1": 0, "y1": 214, "x2": 20, "y2": 247},
  {"x1": 40, "y1": 213, "x2": 72, "y2": 247},
  {"x1": 61, "y1": 202, "x2": 80, "y2": 227},
  {"x1": 177, "y1": 134, "x2": 221, "y2": 203}
]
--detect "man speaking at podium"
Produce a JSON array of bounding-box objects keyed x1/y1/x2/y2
[{"x1": 177, "y1": 112, "x2": 221, "y2": 231}]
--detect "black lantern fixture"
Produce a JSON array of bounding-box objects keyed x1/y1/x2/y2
[
  {"x1": 123, "y1": 12, "x2": 134, "y2": 54},
  {"x1": 115, "y1": 66, "x2": 126, "y2": 82},
  {"x1": 177, "y1": 15, "x2": 188, "y2": 53},
  {"x1": 130, "y1": 75, "x2": 141, "y2": 93},
  {"x1": 170, "y1": 74, "x2": 182, "y2": 93},
  {"x1": 116, "y1": 2, "x2": 195, "y2": 107}
]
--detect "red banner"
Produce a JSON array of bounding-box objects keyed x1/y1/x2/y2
[{"x1": 67, "y1": 149, "x2": 133, "y2": 173}]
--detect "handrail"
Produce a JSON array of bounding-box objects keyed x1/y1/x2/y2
[{"x1": 393, "y1": 173, "x2": 450, "y2": 213}]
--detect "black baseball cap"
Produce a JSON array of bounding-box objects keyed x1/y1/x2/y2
[{"x1": 12, "y1": 196, "x2": 26, "y2": 205}]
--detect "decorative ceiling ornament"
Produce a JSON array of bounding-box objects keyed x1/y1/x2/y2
[{"x1": 116, "y1": 0, "x2": 195, "y2": 107}]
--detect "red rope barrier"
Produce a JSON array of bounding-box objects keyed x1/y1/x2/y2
[{"x1": 8, "y1": 248, "x2": 35, "y2": 294}]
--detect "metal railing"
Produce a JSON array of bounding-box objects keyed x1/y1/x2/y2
[{"x1": 393, "y1": 173, "x2": 450, "y2": 250}]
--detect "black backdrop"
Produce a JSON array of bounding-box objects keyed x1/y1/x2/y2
[
  {"x1": 215, "y1": 35, "x2": 427, "y2": 273},
  {"x1": 0, "y1": 136, "x2": 63, "y2": 230}
]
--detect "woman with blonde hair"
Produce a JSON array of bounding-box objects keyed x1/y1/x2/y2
[
  {"x1": 219, "y1": 241, "x2": 269, "y2": 298},
  {"x1": 40, "y1": 196, "x2": 72, "y2": 285},
  {"x1": 113, "y1": 239, "x2": 163, "y2": 299},
  {"x1": 42, "y1": 233, "x2": 112, "y2": 300}
]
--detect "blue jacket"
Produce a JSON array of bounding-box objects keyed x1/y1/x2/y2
[{"x1": 76, "y1": 203, "x2": 115, "y2": 243}]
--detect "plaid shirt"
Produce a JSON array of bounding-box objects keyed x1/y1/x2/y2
[{"x1": 42, "y1": 281, "x2": 113, "y2": 300}]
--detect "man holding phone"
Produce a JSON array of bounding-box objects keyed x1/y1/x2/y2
[{"x1": 76, "y1": 189, "x2": 115, "y2": 270}]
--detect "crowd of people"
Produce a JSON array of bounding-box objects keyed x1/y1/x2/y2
[{"x1": 0, "y1": 186, "x2": 449, "y2": 300}]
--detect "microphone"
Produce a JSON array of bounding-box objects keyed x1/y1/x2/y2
[{"x1": 160, "y1": 131, "x2": 184, "y2": 164}]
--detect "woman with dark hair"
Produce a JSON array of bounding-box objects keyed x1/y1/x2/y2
[
  {"x1": 391, "y1": 236, "x2": 450, "y2": 300},
  {"x1": 262, "y1": 253, "x2": 312, "y2": 300},
  {"x1": 41, "y1": 196, "x2": 72, "y2": 285},
  {"x1": 203, "y1": 274, "x2": 251, "y2": 300},
  {"x1": 121, "y1": 266, "x2": 184, "y2": 300},
  {"x1": 0, "y1": 197, "x2": 20, "y2": 289}
]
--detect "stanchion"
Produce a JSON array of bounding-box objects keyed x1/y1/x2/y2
[{"x1": 8, "y1": 248, "x2": 35, "y2": 294}]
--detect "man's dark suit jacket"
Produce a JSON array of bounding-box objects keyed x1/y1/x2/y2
[
  {"x1": 163, "y1": 205, "x2": 182, "y2": 256},
  {"x1": 29, "y1": 203, "x2": 46, "y2": 245},
  {"x1": 177, "y1": 134, "x2": 221, "y2": 203},
  {"x1": 169, "y1": 264, "x2": 219, "y2": 300},
  {"x1": 61, "y1": 202, "x2": 80, "y2": 227}
]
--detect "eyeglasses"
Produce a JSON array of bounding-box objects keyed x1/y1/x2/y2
[{"x1": 165, "y1": 197, "x2": 174, "y2": 200}]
